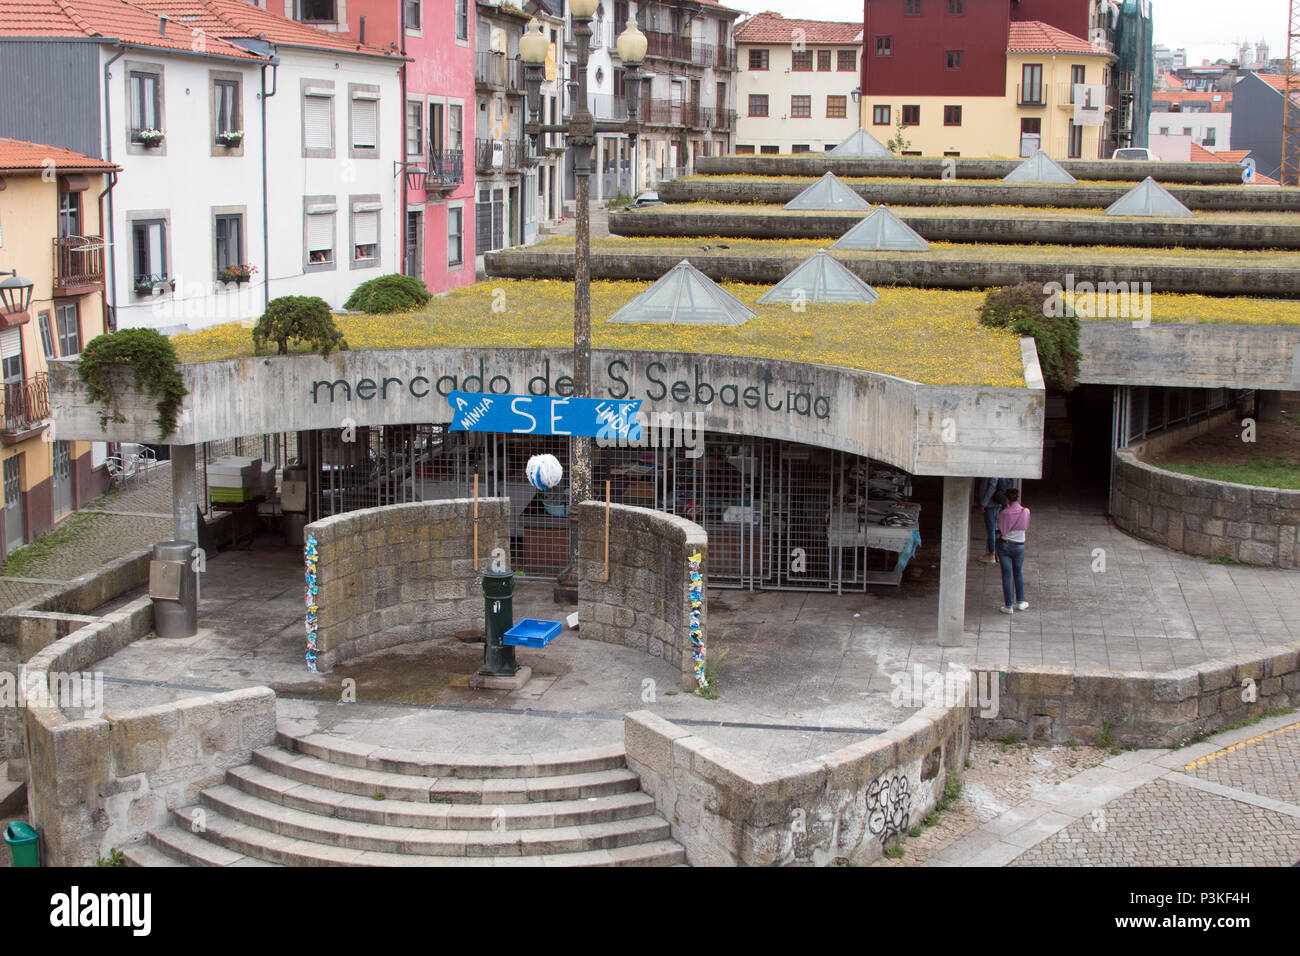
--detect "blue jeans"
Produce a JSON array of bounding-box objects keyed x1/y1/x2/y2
[
  {"x1": 997, "y1": 540, "x2": 1026, "y2": 607},
  {"x1": 982, "y1": 504, "x2": 1002, "y2": 554}
]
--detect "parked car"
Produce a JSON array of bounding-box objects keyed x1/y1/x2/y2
[{"x1": 1112, "y1": 147, "x2": 1160, "y2": 161}]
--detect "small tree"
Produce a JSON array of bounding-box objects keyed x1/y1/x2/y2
[
  {"x1": 886, "y1": 117, "x2": 912, "y2": 155},
  {"x1": 253, "y1": 296, "x2": 348, "y2": 357},
  {"x1": 977, "y1": 283, "x2": 1081, "y2": 392}
]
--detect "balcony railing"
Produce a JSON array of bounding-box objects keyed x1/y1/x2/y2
[
  {"x1": 690, "y1": 42, "x2": 714, "y2": 67},
  {"x1": 52, "y1": 235, "x2": 106, "y2": 295},
  {"x1": 645, "y1": 30, "x2": 687, "y2": 61},
  {"x1": 2, "y1": 373, "x2": 49, "y2": 435},
  {"x1": 474, "y1": 137, "x2": 528, "y2": 171},
  {"x1": 1016, "y1": 83, "x2": 1048, "y2": 107},
  {"x1": 590, "y1": 94, "x2": 629, "y2": 121},
  {"x1": 642, "y1": 98, "x2": 680, "y2": 125},
  {"x1": 475, "y1": 51, "x2": 522, "y2": 90},
  {"x1": 715, "y1": 46, "x2": 737, "y2": 70},
  {"x1": 426, "y1": 148, "x2": 465, "y2": 189},
  {"x1": 699, "y1": 107, "x2": 736, "y2": 131}
]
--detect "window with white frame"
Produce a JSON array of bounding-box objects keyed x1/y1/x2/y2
[
  {"x1": 302, "y1": 85, "x2": 335, "y2": 156},
  {"x1": 406, "y1": 100, "x2": 424, "y2": 155},
  {"x1": 305, "y1": 198, "x2": 336, "y2": 270},
  {"x1": 350, "y1": 87, "x2": 379, "y2": 154},
  {"x1": 404, "y1": 0, "x2": 420, "y2": 30},
  {"x1": 448, "y1": 207, "x2": 464, "y2": 266},
  {"x1": 131, "y1": 219, "x2": 167, "y2": 292},
  {"x1": 55, "y1": 302, "x2": 80, "y2": 356},
  {"x1": 351, "y1": 198, "x2": 380, "y2": 264}
]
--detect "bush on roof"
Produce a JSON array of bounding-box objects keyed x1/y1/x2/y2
[
  {"x1": 343, "y1": 273, "x2": 432, "y2": 314},
  {"x1": 253, "y1": 295, "x2": 348, "y2": 357},
  {"x1": 977, "y1": 283, "x2": 1081, "y2": 391}
]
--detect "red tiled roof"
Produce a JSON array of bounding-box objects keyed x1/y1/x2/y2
[
  {"x1": 1251, "y1": 72, "x2": 1295, "y2": 92},
  {"x1": 141, "y1": 0, "x2": 398, "y2": 58},
  {"x1": 1184, "y1": 144, "x2": 1278, "y2": 184},
  {"x1": 0, "y1": 136, "x2": 118, "y2": 173},
  {"x1": 1007, "y1": 21, "x2": 1111, "y2": 57},
  {"x1": 735, "y1": 11, "x2": 861, "y2": 45},
  {"x1": 1162, "y1": 72, "x2": 1185, "y2": 90},
  {"x1": 0, "y1": 0, "x2": 267, "y2": 58},
  {"x1": 1152, "y1": 90, "x2": 1231, "y2": 112}
]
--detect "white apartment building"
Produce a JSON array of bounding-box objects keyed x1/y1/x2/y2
[{"x1": 733, "y1": 12, "x2": 863, "y2": 155}]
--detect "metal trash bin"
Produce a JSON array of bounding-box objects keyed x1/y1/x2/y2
[
  {"x1": 480, "y1": 567, "x2": 518, "y2": 677},
  {"x1": 150, "y1": 539, "x2": 198, "y2": 638},
  {"x1": 4, "y1": 821, "x2": 40, "y2": 867}
]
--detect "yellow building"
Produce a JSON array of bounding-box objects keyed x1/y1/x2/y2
[
  {"x1": 859, "y1": 21, "x2": 1114, "y2": 161},
  {"x1": 0, "y1": 138, "x2": 117, "y2": 557}
]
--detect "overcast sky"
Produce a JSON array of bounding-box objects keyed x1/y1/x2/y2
[{"x1": 722, "y1": 0, "x2": 1290, "y2": 67}]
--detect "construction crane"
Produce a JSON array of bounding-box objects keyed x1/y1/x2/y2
[{"x1": 1286, "y1": 0, "x2": 1300, "y2": 184}]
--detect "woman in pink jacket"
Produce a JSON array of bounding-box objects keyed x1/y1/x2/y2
[{"x1": 996, "y1": 488, "x2": 1031, "y2": 613}]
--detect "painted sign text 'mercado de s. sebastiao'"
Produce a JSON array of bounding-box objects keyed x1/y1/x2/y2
[{"x1": 309, "y1": 356, "x2": 834, "y2": 421}]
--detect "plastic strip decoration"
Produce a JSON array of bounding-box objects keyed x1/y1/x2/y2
[
  {"x1": 688, "y1": 550, "x2": 707, "y2": 690},
  {"x1": 305, "y1": 532, "x2": 319, "y2": 672}
]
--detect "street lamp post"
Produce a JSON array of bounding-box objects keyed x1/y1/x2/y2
[{"x1": 519, "y1": 10, "x2": 647, "y2": 604}]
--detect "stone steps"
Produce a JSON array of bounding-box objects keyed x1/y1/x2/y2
[{"x1": 127, "y1": 735, "x2": 684, "y2": 867}]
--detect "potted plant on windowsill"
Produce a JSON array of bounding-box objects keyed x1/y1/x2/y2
[
  {"x1": 134, "y1": 129, "x2": 165, "y2": 148},
  {"x1": 134, "y1": 275, "x2": 175, "y2": 296},
  {"x1": 215, "y1": 130, "x2": 244, "y2": 148},
  {"x1": 218, "y1": 263, "x2": 257, "y2": 284}
]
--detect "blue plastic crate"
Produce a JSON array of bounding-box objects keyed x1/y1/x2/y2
[{"x1": 503, "y1": 618, "x2": 561, "y2": 649}]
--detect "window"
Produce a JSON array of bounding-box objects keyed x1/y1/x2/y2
[
  {"x1": 475, "y1": 188, "x2": 504, "y2": 254},
  {"x1": 449, "y1": 104, "x2": 463, "y2": 148},
  {"x1": 37, "y1": 312, "x2": 56, "y2": 359},
  {"x1": 55, "y1": 303, "x2": 80, "y2": 357},
  {"x1": 760, "y1": 145, "x2": 779, "y2": 154},
  {"x1": 792, "y1": 144, "x2": 810, "y2": 153},
  {"x1": 1021, "y1": 64, "x2": 1044, "y2": 105},
  {"x1": 129, "y1": 70, "x2": 161, "y2": 139},
  {"x1": 946, "y1": 50, "x2": 962, "y2": 70},
  {"x1": 817, "y1": 50, "x2": 832, "y2": 71},
  {"x1": 735, "y1": 145, "x2": 755, "y2": 154},
  {"x1": 948, "y1": 0, "x2": 963, "y2": 12},
  {"x1": 302, "y1": 85, "x2": 335, "y2": 156},
  {"x1": 748, "y1": 49, "x2": 769, "y2": 70},
  {"x1": 1203, "y1": 127, "x2": 1216, "y2": 146},
  {"x1": 873, "y1": 104, "x2": 890, "y2": 125},
  {"x1": 875, "y1": 36, "x2": 891, "y2": 57},
  {"x1": 944, "y1": 105, "x2": 962, "y2": 125},
  {"x1": 906, "y1": 0, "x2": 921, "y2": 13},
  {"x1": 1182, "y1": 126, "x2": 1192, "y2": 136},
  {"x1": 404, "y1": 210, "x2": 422, "y2": 277},
  {"x1": 455, "y1": 0, "x2": 468, "y2": 39},
  {"x1": 1068, "y1": 122, "x2": 1083, "y2": 158},
  {"x1": 404, "y1": 0, "x2": 420, "y2": 30},
  {"x1": 2, "y1": 329, "x2": 23, "y2": 387},
  {"x1": 305, "y1": 198, "x2": 336, "y2": 270},
  {"x1": 791, "y1": 50, "x2": 812, "y2": 71},
  {"x1": 350, "y1": 86, "x2": 379, "y2": 154},
  {"x1": 826, "y1": 95, "x2": 847, "y2": 118},
  {"x1": 748, "y1": 94, "x2": 768, "y2": 117},
  {"x1": 790, "y1": 95, "x2": 811, "y2": 118},
  {"x1": 1020, "y1": 117, "x2": 1041, "y2": 156},
  {"x1": 405, "y1": 101, "x2": 424, "y2": 155},
  {"x1": 131, "y1": 219, "x2": 167, "y2": 291},
  {"x1": 214, "y1": 213, "x2": 243, "y2": 275},
  {"x1": 298, "y1": 0, "x2": 335, "y2": 22},
  {"x1": 902, "y1": 104, "x2": 920, "y2": 125},
  {"x1": 351, "y1": 199, "x2": 380, "y2": 264},
  {"x1": 1159, "y1": 126, "x2": 1169, "y2": 135},
  {"x1": 448, "y1": 207, "x2": 464, "y2": 266},
  {"x1": 1070, "y1": 64, "x2": 1086, "y2": 102},
  {"x1": 213, "y1": 77, "x2": 240, "y2": 144},
  {"x1": 58, "y1": 191, "x2": 80, "y2": 238},
  {"x1": 838, "y1": 49, "x2": 856, "y2": 71}
]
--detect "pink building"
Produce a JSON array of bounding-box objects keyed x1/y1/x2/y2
[{"x1": 271, "y1": 0, "x2": 477, "y2": 292}]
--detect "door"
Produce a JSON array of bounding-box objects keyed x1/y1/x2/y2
[
  {"x1": 404, "y1": 210, "x2": 423, "y2": 278},
  {"x1": 429, "y1": 102, "x2": 444, "y2": 159},
  {"x1": 53, "y1": 440, "x2": 73, "y2": 518},
  {"x1": 3, "y1": 455, "x2": 23, "y2": 553}
]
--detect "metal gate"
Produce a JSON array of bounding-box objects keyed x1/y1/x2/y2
[
  {"x1": 52, "y1": 440, "x2": 72, "y2": 518},
  {"x1": 4, "y1": 455, "x2": 23, "y2": 553}
]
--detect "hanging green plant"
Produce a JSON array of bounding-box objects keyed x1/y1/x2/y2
[{"x1": 77, "y1": 328, "x2": 189, "y2": 440}]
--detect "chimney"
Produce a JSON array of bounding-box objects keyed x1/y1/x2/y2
[
  {"x1": 360, "y1": 15, "x2": 366, "y2": 44},
  {"x1": 158, "y1": 14, "x2": 169, "y2": 35}
]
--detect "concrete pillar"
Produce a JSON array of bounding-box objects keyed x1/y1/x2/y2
[
  {"x1": 938, "y1": 475, "x2": 973, "y2": 648},
  {"x1": 172, "y1": 444, "x2": 198, "y2": 542},
  {"x1": 1256, "y1": 389, "x2": 1283, "y2": 422}
]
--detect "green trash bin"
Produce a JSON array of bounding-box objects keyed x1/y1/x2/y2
[{"x1": 4, "y1": 821, "x2": 40, "y2": 867}]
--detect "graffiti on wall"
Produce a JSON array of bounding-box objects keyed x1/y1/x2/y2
[{"x1": 866, "y1": 773, "x2": 911, "y2": 842}]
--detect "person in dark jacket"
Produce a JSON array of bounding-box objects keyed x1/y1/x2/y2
[{"x1": 977, "y1": 477, "x2": 1013, "y2": 565}]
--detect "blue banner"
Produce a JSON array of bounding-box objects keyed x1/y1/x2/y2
[{"x1": 448, "y1": 391, "x2": 642, "y2": 440}]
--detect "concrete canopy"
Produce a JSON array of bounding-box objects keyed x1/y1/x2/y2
[
  {"x1": 827, "y1": 128, "x2": 894, "y2": 159},
  {"x1": 1105, "y1": 177, "x2": 1195, "y2": 217},
  {"x1": 783, "y1": 172, "x2": 872, "y2": 211},
  {"x1": 1002, "y1": 149, "x2": 1079, "y2": 184},
  {"x1": 606, "y1": 259, "x2": 756, "y2": 325},
  {"x1": 757, "y1": 249, "x2": 879, "y2": 305},
  {"x1": 830, "y1": 206, "x2": 931, "y2": 251}
]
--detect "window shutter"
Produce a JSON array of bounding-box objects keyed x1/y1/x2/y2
[
  {"x1": 304, "y1": 95, "x2": 332, "y2": 149},
  {"x1": 0, "y1": 328, "x2": 20, "y2": 361},
  {"x1": 351, "y1": 99, "x2": 378, "y2": 148},
  {"x1": 307, "y1": 213, "x2": 334, "y2": 252},
  {"x1": 354, "y1": 211, "x2": 378, "y2": 247}
]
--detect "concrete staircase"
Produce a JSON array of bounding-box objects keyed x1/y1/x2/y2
[{"x1": 123, "y1": 731, "x2": 683, "y2": 867}]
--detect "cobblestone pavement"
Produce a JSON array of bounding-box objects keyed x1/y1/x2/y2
[
  {"x1": 925, "y1": 713, "x2": 1300, "y2": 867},
  {"x1": 0, "y1": 463, "x2": 173, "y2": 610}
]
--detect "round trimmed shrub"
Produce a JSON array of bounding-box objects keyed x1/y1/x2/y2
[
  {"x1": 344, "y1": 274, "x2": 432, "y2": 314},
  {"x1": 253, "y1": 296, "x2": 348, "y2": 357}
]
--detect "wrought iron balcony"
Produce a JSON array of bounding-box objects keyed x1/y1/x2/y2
[
  {"x1": 474, "y1": 137, "x2": 528, "y2": 172},
  {"x1": 52, "y1": 235, "x2": 106, "y2": 295},
  {"x1": 425, "y1": 149, "x2": 465, "y2": 189},
  {"x1": 2, "y1": 373, "x2": 50, "y2": 436},
  {"x1": 645, "y1": 30, "x2": 688, "y2": 61},
  {"x1": 475, "y1": 50, "x2": 523, "y2": 91}
]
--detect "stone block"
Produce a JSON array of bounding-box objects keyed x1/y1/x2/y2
[
  {"x1": 1153, "y1": 669, "x2": 1200, "y2": 702},
  {"x1": 1225, "y1": 520, "x2": 1253, "y2": 540},
  {"x1": 1006, "y1": 667, "x2": 1075, "y2": 697},
  {"x1": 1237, "y1": 540, "x2": 1277, "y2": 566},
  {"x1": 1182, "y1": 530, "x2": 1211, "y2": 555}
]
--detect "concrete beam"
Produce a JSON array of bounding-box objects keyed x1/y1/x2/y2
[
  {"x1": 1080, "y1": 322, "x2": 1300, "y2": 390},
  {"x1": 938, "y1": 476, "x2": 973, "y2": 648}
]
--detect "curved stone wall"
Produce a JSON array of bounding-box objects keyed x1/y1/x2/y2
[
  {"x1": 1113, "y1": 450, "x2": 1300, "y2": 568},
  {"x1": 306, "y1": 498, "x2": 510, "y2": 671},
  {"x1": 577, "y1": 502, "x2": 706, "y2": 692}
]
